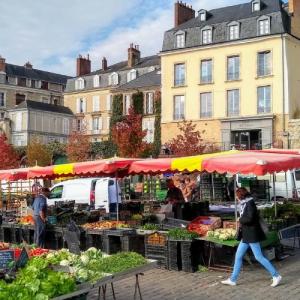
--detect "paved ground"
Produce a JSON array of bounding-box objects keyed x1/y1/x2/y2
[{"x1": 88, "y1": 250, "x2": 300, "y2": 300}]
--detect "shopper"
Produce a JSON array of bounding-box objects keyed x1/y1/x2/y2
[
  {"x1": 32, "y1": 187, "x2": 50, "y2": 248},
  {"x1": 165, "y1": 178, "x2": 184, "y2": 219},
  {"x1": 221, "y1": 187, "x2": 282, "y2": 287}
]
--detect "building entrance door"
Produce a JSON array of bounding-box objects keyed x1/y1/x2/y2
[{"x1": 231, "y1": 130, "x2": 262, "y2": 150}]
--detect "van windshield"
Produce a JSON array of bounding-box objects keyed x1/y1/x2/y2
[{"x1": 295, "y1": 170, "x2": 300, "y2": 181}]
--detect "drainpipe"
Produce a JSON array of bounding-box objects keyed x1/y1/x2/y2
[{"x1": 281, "y1": 34, "x2": 287, "y2": 145}]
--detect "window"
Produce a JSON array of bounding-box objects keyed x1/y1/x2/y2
[
  {"x1": 92, "y1": 95, "x2": 100, "y2": 112},
  {"x1": 252, "y1": 1, "x2": 261, "y2": 12},
  {"x1": 127, "y1": 69, "x2": 137, "y2": 82},
  {"x1": 63, "y1": 119, "x2": 69, "y2": 135},
  {"x1": 200, "y1": 13, "x2": 206, "y2": 21},
  {"x1": 41, "y1": 81, "x2": 49, "y2": 90},
  {"x1": 257, "y1": 51, "x2": 271, "y2": 77},
  {"x1": 106, "y1": 94, "x2": 112, "y2": 111},
  {"x1": 174, "y1": 63, "x2": 185, "y2": 86},
  {"x1": 93, "y1": 75, "x2": 100, "y2": 88},
  {"x1": 145, "y1": 92, "x2": 154, "y2": 115},
  {"x1": 229, "y1": 24, "x2": 239, "y2": 40},
  {"x1": 18, "y1": 77, "x2": 26, "y2": 87},
  {"x1": 35, "y1": 80, "x2": 41, "y2": 89},
  {"x1": 227, "y1": 89, "x2": 240, "y2": 117},
  {"x1": 200, "y1": 59, "x2": 212, "y2": 83},
  {"x1": 258, "y1": 18, "x2": 270, "y2": 35},
  {"x1": 142, "y1": 118, "x2": 155, "y2": 143},
  {"x1": 16, "y1": 94, "x2": 25, "y2": 106},
  {"x1": 8, "y1": 77, "x2": 17, "y2": 85},
  {"x1": 107, "y1": 116, "x2": 111, "y2": 129},
  {"x1": 42, "y1": 97, "x2": 49, "y2": 104},
  {"x1": 124, "y1": 95, "x2": 131, "y2": 115},
  {"x1": 200, "y1": 92, "x2": 212, "y2": 118},
  {"x1": 176, "y1": 33, "x2": 185, "y2": 48},
  {"x1": 26, "y1": 79, "x2": 31, "y2": 87},
  {"x1": 76, "y1": 98, "x2": 86, "y2": 113},
  {"x1": 75, "y1": 78, "x2": 85, "y2": 90},
  {"x1": 0, "y1": 92, "x2": 5, "y2": 107},
  {"x1": 173, "y1": 95, "x2": 185, "y2": 120},
  {"x1": 15, "y1": 112, "x2": 23, "y2": 131},
  {"x1": 202, "y1": 28, "x2": 212, "y2": 44},
  {"x1": 92, "y1": 117, "x2": 100, "y2": 132},
  {"x1": 76, "y1": 119, "x2": 82, "y2": 131},
  {"x1": 49, "y1": 186, "x2": 63, "y2": 199},
  {"x1": 227, "y1": 56, "x2": 240, "y2": 81},
  {"x1": 258, "y1": 86, "x2": 271, "y2": 114},
  {"x1": 109, "y1": 72, "x2": 119, "y2": 86}
]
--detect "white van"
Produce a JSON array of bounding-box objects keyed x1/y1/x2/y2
[
  {"x1": 48, "y1": 178, "x2": 121, "y2": 212},
  {"x1": 237, "y1": 170, "x2": 300, "y2": 200}
]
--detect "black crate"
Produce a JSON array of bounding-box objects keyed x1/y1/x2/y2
[
  {"x1": 121, "y1": 234, "x2": 145, "y2": 255},
  {"x1": 102, "y1": 235, "x2": 122, "y2": 254},
  {"x1": 145, "y1": 244, "x2": 169, "y2": 269},
  {"x1": 167, "y1": 241, "x2": 181, "y2": 271}
]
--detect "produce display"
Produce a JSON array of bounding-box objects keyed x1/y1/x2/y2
[
  {"x1": 206, "y1": 228, "x2": 237, "y2": 241},
  {"x1": 167, "y1": 228, "x2": 198, "y2": 240},
  {"x1": 18, "y1": 216, "x2": 34, "y2": 225},
  {"x1": 140, "y1": 224, "x2": 160, "y2": 231},
  {"x1": 0, "y1": 248, "x2": 147, "y2": 300},
  {"x1": 188, "y1": 216, "x2": 222, "y2": 236},
  {"x1": 0, "y1": 242, "x2": 9, "y2": 250},
  {"x1": 82, "y1": 221, "x2": 130, "y2": 230}
]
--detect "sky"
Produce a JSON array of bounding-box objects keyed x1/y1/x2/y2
[{"x1": 0, "y1": 0, "x2": 252, "y2": 76}]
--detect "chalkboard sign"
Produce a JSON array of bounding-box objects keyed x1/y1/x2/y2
[
  {"x1": 0, "y1": 250, "x2": 15, "y2": 269},
  {"x1": 64, "y1": 230, "x2": 80, "y2": 255},
  {"x1": 16, "y1": 248, "x2": 29, "y2": 269}
]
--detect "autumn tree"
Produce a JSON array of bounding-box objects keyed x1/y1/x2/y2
[
  {"x1": 0, "y1": 133, "x2": 19, "y2": 169},
  {"x1": 165, "y1": 120, "x2": 208, "y2": 156},
  {"x1": 112, "y1": 107, "x2": 151, "y2": 158},
  {"x1": 66, "y1": 130, "x2": 91, "y2": 162},
  {"x1": 27, "y1": 138, "x2": 52, "y2": 166}
]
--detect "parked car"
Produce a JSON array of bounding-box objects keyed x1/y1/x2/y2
[{"x1": 48, "y1": 178, "x2": 121, "y2": 212}]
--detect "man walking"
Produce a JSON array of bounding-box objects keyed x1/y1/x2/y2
[{"x1": 32, "y1": 187, "x2": 50, "y2": 248}]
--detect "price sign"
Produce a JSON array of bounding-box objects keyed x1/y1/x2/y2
[
  {"x1": 0, "y1": 250, "x2": 15, "y2": 270},
  {"x1": 64, "y1": 230, "x2": 80, "y2": 254},
  {"x1": 16, "y1": 248, "x2": 29, "y2": 269}
]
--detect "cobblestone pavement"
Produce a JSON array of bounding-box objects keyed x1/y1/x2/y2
[{"x1": 88, "y1": 250, "x2": 300, "y2": 300}]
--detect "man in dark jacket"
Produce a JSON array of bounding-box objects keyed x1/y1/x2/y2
[{"x1": 222, "y1": 188, "x2": 282, "y2": 287}]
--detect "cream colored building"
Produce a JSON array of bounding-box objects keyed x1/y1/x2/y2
[
  {"x1": 64, "y1": 46, "x2": 160, "y2": 142},
  {"x1": 161, "y1": 0, "x2": 300, "y2": 150}
]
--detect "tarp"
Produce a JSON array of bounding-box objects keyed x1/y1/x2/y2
[
  {"x1": 0, "y1": 168, "x2": 29, "y2": 181},
  {"x1": 128, "y1": 151, "x2": 239, "y2": 174},
  {"x1": 27, "y1": 157, "x2": 139, "y2": 179},
  {"x1": 202, "y1": 151, "x2": 300, "y2": 175}
]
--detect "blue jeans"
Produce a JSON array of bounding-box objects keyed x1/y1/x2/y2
[
  {"x1": 34, "y1": 215, "x2": 46, "y2": 248},
  {"x1": 230, "y1": 241, "x2": 279, "y2": 282}
]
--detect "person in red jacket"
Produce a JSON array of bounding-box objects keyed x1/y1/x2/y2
[{"x1": 221, "y1": 187, "x2": 282, "y2": 287}]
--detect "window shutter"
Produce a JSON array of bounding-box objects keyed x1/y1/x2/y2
[
  {"x1": 106, "y1": 95, "x2": 111, "y2": 110},
  {"x1": 83, "y1": 99, "x2": 87, "y2": 112},
  {"x1": 108, "y1": 75, "x2": 112, "y2": 86},
  {"x1": 107, "y1": 117, "x2": 111, "y2": 129},
  {"x1": 76, "y1": 98, "x2": 80, "y2": 113},
  {"x1": 93, "y1": 96, "x2": 99, "y2": 112},
  {"x1": 99, "y1": 117, "x2": 103, "y2": 130},
  {"x1": 89, "y1": 119, "x2": 93, "y2": 131}
]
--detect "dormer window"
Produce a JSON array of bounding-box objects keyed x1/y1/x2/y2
[
  {"x1": 75, "y1": 78, "x2": 85, "y2": 90},
  {"x1": 109, "y1": 72, "x2": 119, "y2": 86},
  {"x1": 198, "y1": 9, "x2": 207, "y2": 21},
  {"x1": 93, "y1": 75, "x2": 100, "y2": 88},
  {"x1": 201, "y1": 26, "x2": 212, "y2": 44},
  {"x1": 252, "y1": 0, "x2": 261, "y2": 12},
  {"x1": 258, "y1": 16, "x2": 270, "y2": 36},
  {"x1": 175, "y1": 31, "x2": 185, "y2": 48},
  {"x1": 127, "y1": 69, "x2": 137, "y2": 82},
  {"x1": 228, "y1": 22, "x2": 240, "y2": 40}
]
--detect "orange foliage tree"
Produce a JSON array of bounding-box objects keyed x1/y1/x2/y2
[
  {"x1": 165, "y1": 120, "x2": 208, "y2": 156},
  {"x1": 66, "y1": 130, "x2": 91, "y2": 162},
  {"x1": 112, "y1": 107, "x2": 151, "y2": 158},
  {"x1": 27, "y1": 138, "x2": 52, "y2": 167},
  {"x1": 0, "y1": 133, "x2": 19, "y2": 169}
]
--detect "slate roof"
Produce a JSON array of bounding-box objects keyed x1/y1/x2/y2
[
  {"x1": 5, "y1": 64, "x2": 70, "y2": 85},
  {"x1": 15, "y1": 100, "x2": 73, "y2": 115},
  {"x1": 116, "y1": 69, "x2": 161, "y2": 90},
  {"x1": 65, "y1": 55, "x2": 160, "y2": 93},
  {"x1": 162, "y1": 0, "x2": 290, "y2": 52}
]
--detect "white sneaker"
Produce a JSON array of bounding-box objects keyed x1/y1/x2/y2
[
  {"x1": 271, "y1": 275, "x2": 282, "y2": 287},
  {"x1": 221, "y1": 278, "x2": 237, "y2": 286}
]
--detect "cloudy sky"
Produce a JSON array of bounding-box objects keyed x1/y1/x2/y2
[{"x1": 0, "y1": 0, "x2": 251, "y2": 76}]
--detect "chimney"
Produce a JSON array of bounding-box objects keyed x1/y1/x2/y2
[
  {"x1": 289, "y1": 0, "x2": 300, "y2": 39},
  {"x1": 128, "y1": 44, "x2": 141, "y2": 68},
  {"x1": 174, "y1": 1, "x2": 195, "y2": 27},
  {"x1": 0, "y1": 56, "x2": 6, "y2": 73},
  {"x1": 24, "y1": 61, "x2": 33, "y2": 69},
  {"x1": 102, "y1": 57, "x2": 108, "y2": 71},
  {"x1": 76, "y1": 54, "x2": 91, "y2": 77}
]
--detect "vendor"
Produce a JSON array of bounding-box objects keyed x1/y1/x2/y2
[
  {"x1": 182, "y1": 177, "x2": 195, "y2": 202},
  {"x1": 32, "y1": 187, "x2": 50, "y2": 248},
  {"x1": 165, "y1": 178, "x2": 184, "y2": 219}
]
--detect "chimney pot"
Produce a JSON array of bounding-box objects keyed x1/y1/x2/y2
[
  {"x1": 0, "y1": 55, "x2": 6, "y2": 73},
  {"x1": 128, "y1": 43, "x2": 141, "y2": 68},
  {"x1": 102, "y1": 57, "x2": 108, "y2": 71},
  {"x1": 174, "y1": 1, "x2": 195, "y2": 27},
  {"x1": 76, "y1": 54, "x2": 91, "y2": 77},
  {"x1": 24, "y1": 61, "x2": 33, "y2": 69}
]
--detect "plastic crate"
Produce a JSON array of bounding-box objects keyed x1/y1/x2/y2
[
  {"x1": 145, "y1": 244, "x2": 169, "y2": 269},
  {"x1": 167, "y1": 241, "x2": 180, "y2": 271},
  {"x1": 102, "y1": 235, "x2": 122, "y2": 254},
  {"x1": 121, "y1": 235, "x2": 145, "y2": 255}
]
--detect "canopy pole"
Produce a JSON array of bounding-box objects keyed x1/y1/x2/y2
[
  {"x1": 115, "y1": 171, "x2": 119, "y2": 222},
  {"x1": 285, "y1": 172, "x2": 288, "y2": 200},
  {"x1": 273, "y1": 173, "x2": 277, "y2": 218},
  {"x1": 234, "y1": 174, "x2": 238, "y2": 231},
  {"x1": 211, "y1": 173, "x2": 215, "y2": 202}
]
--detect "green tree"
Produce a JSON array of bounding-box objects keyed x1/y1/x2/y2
[
  {"x1": 152, "y1": 90, "x2": 161, "y2": 157},
  {"x1": 90, "y1": 141, "x2": 117, "y2": 159}
]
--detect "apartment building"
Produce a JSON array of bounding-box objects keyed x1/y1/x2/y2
[
  {"x1": 0, "y1": 56, "x2": 71, "y2": 145},
  {"x1": 161, "y1": 0, "x2": 300, "y2": 150},
  {"x1": 64, "y1": 45, "x2": 160, "y2": 142}
]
